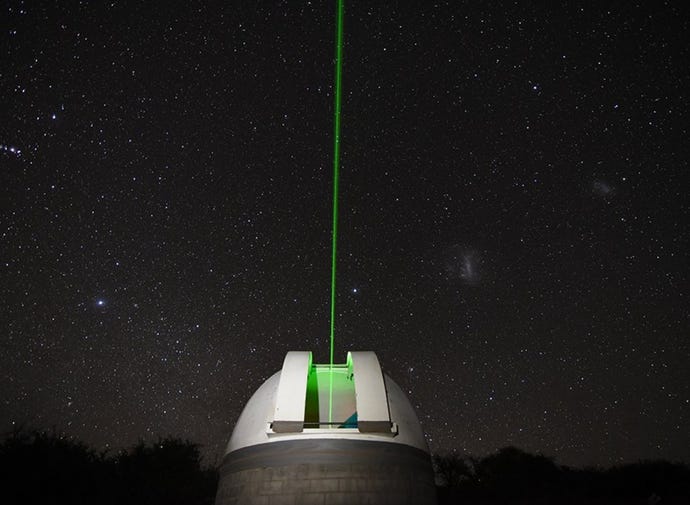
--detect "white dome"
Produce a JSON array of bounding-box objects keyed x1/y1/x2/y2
[{"x1": 224, "y1": 352, "x2": 429, "y2": 454}]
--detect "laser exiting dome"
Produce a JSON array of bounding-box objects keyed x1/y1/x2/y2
[{"x1": 215, "y1": 351, "x2": 436, "y2": 505}]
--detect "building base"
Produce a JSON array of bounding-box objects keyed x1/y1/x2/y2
[{"x1": 215, "y1": 439, "x2": 437, "y2": 505}]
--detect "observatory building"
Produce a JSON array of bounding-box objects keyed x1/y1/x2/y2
[{"x1": 215, "y1": 351, "x2": 436, "y2": 505}]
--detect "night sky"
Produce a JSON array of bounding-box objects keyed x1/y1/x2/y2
[{"x1": 2, "y1": 1, "x2": 688, "y2": 468}]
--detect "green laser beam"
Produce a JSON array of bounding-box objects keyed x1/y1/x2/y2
[{"x1": 329, "y1": 0, "x2": 344, "y2": 424}]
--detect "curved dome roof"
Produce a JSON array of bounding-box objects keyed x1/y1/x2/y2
[{"x1": 224, "y1": 352, "x2": 429, "y2": 455}]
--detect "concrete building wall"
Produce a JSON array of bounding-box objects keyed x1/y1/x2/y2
[{"x1": 215, "y1": 439, "x2": 437, "y2": 505}]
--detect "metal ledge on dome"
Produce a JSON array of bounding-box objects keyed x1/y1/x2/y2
[{"x1": 267, "y1": 423, "x2": 399, "y2": 437}]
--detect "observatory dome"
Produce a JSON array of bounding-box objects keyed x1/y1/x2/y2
[{"x1": 215, "y1": 351, "x2": 436, "y2": 505}]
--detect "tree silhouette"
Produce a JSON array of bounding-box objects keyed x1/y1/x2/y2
[
  {"x1": 471, "y1": 446, "x2": 561, "y2": 503},
  {"x1": 3, "y1": 428, "x2": 688, "y2": 505},
  {"x1": 1, "y1": 427, "x2": 111, "y2": 505},
  {"x1": 0, "y1": 428, "x2": 217, "y2": 505},
  {"x1": 433, "y1": 452, "x2": 473, "y2": 488},
  {"x1": 433, "y1": 446, "x2": 690, "y2": 505},
  {"x1": 115, "y1": 436, "x2": 217, "y2": 505}
]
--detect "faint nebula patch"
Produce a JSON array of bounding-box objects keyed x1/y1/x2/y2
[
  {"x1": 592, "y1": 179, "x2": 615, "y2": 199},
  {"x1": 442, "y1": 245, "x2": 482, "y2": 285}
]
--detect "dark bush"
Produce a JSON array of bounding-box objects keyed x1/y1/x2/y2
[
  {"x1": 0, "y1": 428, "x2": 218, "y2": 505},
  {"x1": 434, "y1": 446, "x2": 690, "y2": 505}
]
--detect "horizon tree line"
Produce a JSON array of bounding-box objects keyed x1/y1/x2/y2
[{"x1": 1, "y1": 427, "x2": 688, "y2": 504}]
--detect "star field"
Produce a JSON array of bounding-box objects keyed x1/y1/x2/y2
[{"x1": 2, "y1": 1, "x2": 688, "y2": 467}]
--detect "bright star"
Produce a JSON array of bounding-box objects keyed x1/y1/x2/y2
[{"x1": 1, "y1": 144, "x2": 22, "y2": 157}]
